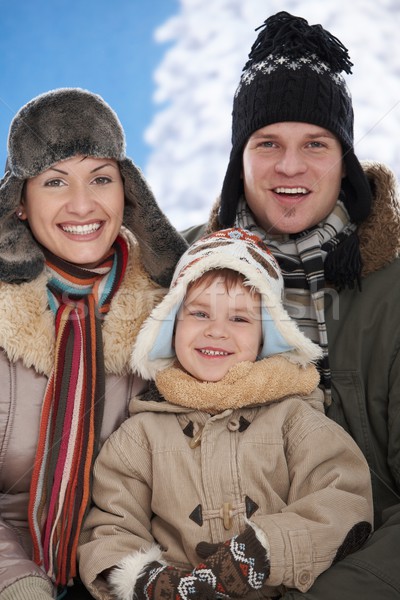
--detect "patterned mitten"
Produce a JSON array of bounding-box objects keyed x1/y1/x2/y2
[
  {"x1": 135, "y1": 561, "x2": 217, "y2": 600},
  {"x1": 195, "y1": 526, "x2": 270, "y2": 598}
]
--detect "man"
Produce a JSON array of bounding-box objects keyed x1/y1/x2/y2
[{"x1": 184, "y1": 11, "x2": 400, "y2": 599}]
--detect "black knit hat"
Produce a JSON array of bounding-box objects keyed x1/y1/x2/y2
[
  {"x1": 0, "y1": 88, "x2": 187, "y2": 285},
  {"x1": 219, "y1": 11, "x2": 372, "y2": 227}
]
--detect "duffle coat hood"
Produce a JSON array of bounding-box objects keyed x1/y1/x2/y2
[{"x1": 0, "y1": 229, "x2": 165, "y2": 597}]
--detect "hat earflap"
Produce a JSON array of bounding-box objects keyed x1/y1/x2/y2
[
  {"x1": 341, "y1": 151, "x2": 373, "y2": 223},
  {"x1": 0, "y1": 173, "x2": 44, "y2": 282},
  {"x1": 119, "y1": 158, "x2": 188, "y2": 287},
  {"x1": 219, "y1": 152, "x2": 244, "y2": 227}
]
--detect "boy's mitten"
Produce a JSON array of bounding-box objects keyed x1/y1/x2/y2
[
  {"x1": 135, "y1": 561, "x2": 216, "y2": 600},
  {"x1": 195, "y1": 526, "x2": 270, "y2": 598}
]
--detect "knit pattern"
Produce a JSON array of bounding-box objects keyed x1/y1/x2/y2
[
  {"x1": 136, "y1": 562, "x2": 215, "y2": 600},
  {"x1": 28, "y1": 235, "x2": 128, "y2": 586},
  {"x1": 195, "y1": 527, "x2": 270, "y2": 597},
  {"x1": 236, "y1": 199, "x2": 358, "y2": 402}
]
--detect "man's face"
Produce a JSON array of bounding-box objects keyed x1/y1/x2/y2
[{"x1": 242, "y1": 122, "x2": 345, "y2": 235}]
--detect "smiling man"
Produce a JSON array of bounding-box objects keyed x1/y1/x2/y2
[{"x1": 183, "y1": 10, "x2": 400, "y2": 600}]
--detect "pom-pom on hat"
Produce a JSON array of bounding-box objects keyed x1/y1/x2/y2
[
  {"x1": 0, "y1": 87, "x2": 187, "y2": 284},
  {"x1": 131, "y1": 228, "x2": 322, "y2": 381},
  {"x1": 219, "y1": 11, "x2": 372, "y2": 227}
]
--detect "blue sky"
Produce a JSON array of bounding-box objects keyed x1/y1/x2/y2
[{"x1": 0, "y1": 0, "x2": 177, "y2": 172}]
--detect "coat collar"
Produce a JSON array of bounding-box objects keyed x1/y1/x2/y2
[
  {"x1": 0, "y1": 229, "x2": 164, "y2": 376},
  {"x1": 132, "y1": 356, "x2": 320, "y2": 415},
  {"x1": 357, "y1": 161, "x2": 400, "y2": 276},
  {"x1": 155, "y1": 356, "x2": 320, "y2": 414}
]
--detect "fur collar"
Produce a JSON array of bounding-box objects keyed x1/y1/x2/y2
[
  {"x1": 0, "y1": 230, "x2": 164, "y2": 376},
  {"x1": 206, "y1": 161, "x2": 400, "y2": 278},
  {"x1": 358, "y1": 161, "x2": 400, "y2": 276},
  {"x1": 155, "y1": 356, "x2": 320, "y2": 414}
]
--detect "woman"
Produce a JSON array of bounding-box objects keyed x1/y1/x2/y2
[{"x1": 0, "y1": 87, "x2": 187, "y2": 600}]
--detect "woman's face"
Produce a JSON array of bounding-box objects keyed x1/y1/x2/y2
[
  {"x1": 20, "y1": 155, "x2": 124, "y2": 267},
  {"x1": 242, "y1": 122, "x2": 345, "y2": 235}
]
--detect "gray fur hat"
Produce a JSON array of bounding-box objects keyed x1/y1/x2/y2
[{"x1": 0, "y1": 87, "x2": 187, "y2": 284}]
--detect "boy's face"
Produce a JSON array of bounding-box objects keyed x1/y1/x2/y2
[{"x1": 174, "y1": 276, "x2": 262, "y2": 382}]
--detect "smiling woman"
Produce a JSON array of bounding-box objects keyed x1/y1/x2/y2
[
  {"x1": 0, "y1": 87, "x2": 187, "y2": 600},
  {"x1": 21, "y1": 156, "x2": 125, "y2": 267}
]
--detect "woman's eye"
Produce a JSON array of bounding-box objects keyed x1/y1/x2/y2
[
  {"x1": 93, "y1": 176, "x2": 112, "y2": 185},
  {"x1": 44, "y1": 178, "x2": 64, "y2": 187}
]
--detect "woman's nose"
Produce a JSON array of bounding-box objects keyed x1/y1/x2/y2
[{"x1": 65, "y1": 183, "x2": 96, "y2": 215}]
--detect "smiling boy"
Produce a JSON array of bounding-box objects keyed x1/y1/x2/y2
[{"x1": 79, "y1": 228, "x2": 373, "y2": 600}]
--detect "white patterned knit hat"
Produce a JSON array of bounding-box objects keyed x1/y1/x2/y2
[{"x1": 131, "y1": 228, "x2": 321, "y2": 380}]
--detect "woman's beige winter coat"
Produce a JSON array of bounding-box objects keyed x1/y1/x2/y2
[
  {"x1": 79, "y1": 358, "x2": 373, "y2": 600},
  {"x1": 0, "y1": 230, "x2": 165, "y2": 597}
]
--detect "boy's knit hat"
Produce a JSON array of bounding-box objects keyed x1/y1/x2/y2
[
  {"x1": 131, "y1": 228, "x2": 322, "y2": 380},
  {"x1": 0, "y1": 87, "x2": 187, "y2": 285},
  {"x1": 219, "y1": 11, "x2": 372, "y2": 227}
]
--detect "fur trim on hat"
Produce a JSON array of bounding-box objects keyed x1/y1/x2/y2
[
  {"x1": 0, "y1": 88, "x2": 187, "y2": 285},
  {"x1": 7, "y1": 88, "x2": 125, "y2": 178},
  {"x1": 132, "y1": 228, "x2": 322, "y2": 380}
]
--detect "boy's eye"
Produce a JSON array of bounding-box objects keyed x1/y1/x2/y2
[
  {"x1": 192, "y1": 311, "x2": 208, "y2": 319},
  {"x1": 232, "y1": 316, "x2": 249, "y2": 323}
]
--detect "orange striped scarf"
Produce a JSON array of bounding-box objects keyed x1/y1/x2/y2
[{"x1": 28, "y1": 235, "x2": 128, "y2": 587}]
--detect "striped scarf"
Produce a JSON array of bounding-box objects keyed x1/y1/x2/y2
[
  {"x1": 28, "y1": 234, "x2": 128, "y2": 587},
  {"x1": 236, "y1": 198, "x2": 356, "y2": 403}
]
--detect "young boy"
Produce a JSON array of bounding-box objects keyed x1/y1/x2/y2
[{"x1": 78, "y1": 228, "x2": 373, "y2": 600}]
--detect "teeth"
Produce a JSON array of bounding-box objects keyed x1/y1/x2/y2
[
  {"x1": 275, "y1": 187, "x2": 308, "y2": 194},
  {"x1": 200, "y1": 349, "x2": 229, "y2": 356},
  {"x1": 62, "y1": 223, "x2": 101, "y2": 234}
]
